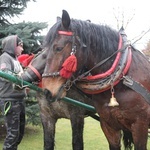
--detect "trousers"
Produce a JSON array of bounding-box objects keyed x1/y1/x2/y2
[{"x1": 0, "y1": 100, "x2": 25, "y2": 150}]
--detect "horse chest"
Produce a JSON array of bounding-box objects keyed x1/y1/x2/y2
[{"x1": 51, "y1": 101, "x2": 71, "y2": 118}]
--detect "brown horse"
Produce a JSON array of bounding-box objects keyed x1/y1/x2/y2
[
  {"x1": 21, "y1": 49, "x2": 98, "y2": 150},
  {"x1": 42, "y1": 10, "x2": 150, "y2": 150}
]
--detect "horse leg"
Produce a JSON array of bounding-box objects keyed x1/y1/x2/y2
[
  {"x1": 131, "y1": 121, "x2": 148, "y2": 150},
  {"x1": 37, "y1": 93, "x2": 57, "y2": 150},
  {"x1": 70, "y1": 112, "x2": 84, "y2": 150},
  {"x1": 40, "y1": 111, "x2": 57, "y2": 150},
  {"x1": 100, "y1": 120, "x2": 121, "y2": 150}
]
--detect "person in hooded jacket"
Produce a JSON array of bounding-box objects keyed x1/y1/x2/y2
[{"x1": 0, "y1": 35, "x2": 26, "y2": 150}]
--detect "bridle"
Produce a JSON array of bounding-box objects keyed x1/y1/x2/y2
[
  {"x1": 42, "y1": 30, "x2": 77, "y2": 78},
  {"x1": 27, "y1": 63, "x2": 42, "y2": 81}
]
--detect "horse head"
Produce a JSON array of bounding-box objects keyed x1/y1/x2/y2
[
  {"x1": 42, "y1": 10, "x2": 87, "y2": 100},
  {"x1": 42, "y1": 10, "x2": 120, "y2": 101},
  {"x1": 21, "y1": 48, "x2": 47, "y2": 84}
]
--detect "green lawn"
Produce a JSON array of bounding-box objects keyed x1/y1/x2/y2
[{"x1": 0, "y1": 117, "x2": 150, "y2": 150}]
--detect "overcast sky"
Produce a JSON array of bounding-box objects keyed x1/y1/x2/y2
[{"x1": 13, "y1": 0, "x2": 150, "y2": 50}]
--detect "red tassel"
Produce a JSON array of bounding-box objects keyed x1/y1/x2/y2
[
  {"x1": 60, "y1": 55, "x2": 77, "y2": 78},
  {"x1": 60, "y1": 70, "x2": 73, "y2": 78}
]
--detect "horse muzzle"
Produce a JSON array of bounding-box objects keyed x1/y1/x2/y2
[
  {"x1": 43, "y1": 85, "x2": 66, "y2": 103},
  {"x1": 42, "y1": 76, "x2": 67, "y2": 102}
]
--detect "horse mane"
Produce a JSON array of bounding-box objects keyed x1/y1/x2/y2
[{"x1": 44, "y1": 18, "x2": 119, "y2": 63}]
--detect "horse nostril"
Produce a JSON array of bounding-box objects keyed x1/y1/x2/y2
[{"x1": 44, "y1": 89, "x2": 52, "y2": 100}]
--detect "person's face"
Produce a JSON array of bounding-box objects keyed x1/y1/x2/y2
[{"x1": 15, "y1": 43, "x2": 24, "y2": 56}]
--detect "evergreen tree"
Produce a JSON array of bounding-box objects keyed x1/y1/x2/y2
[
  {"x1": 0, "y1": 0, "x2": 48, "y2": 53},
  {"x1": 0, "y1": 0, "x2": 34, "y2": 26},
  {"x1": 0, "y1": 22, "x2": 48, "y2": 53}
]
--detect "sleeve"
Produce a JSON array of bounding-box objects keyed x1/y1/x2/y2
[
  {"x1": 0, "y1": 56, "x2": 13, "y2": 71},
  {"x1": 0, "y1": 55, "x2": 14, "y2": 82}
]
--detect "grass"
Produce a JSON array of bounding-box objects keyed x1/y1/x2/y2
[{"x1": 0, "y1": 117, "x2": 149, "y2": 150}]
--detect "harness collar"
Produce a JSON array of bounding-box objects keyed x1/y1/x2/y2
[{"x1": 84, "y1": 34, "x2": 123, "y2": 80}]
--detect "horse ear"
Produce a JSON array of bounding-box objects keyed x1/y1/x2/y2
[
  {"x1": 62, "y1": 10, "x2": 70, "y2": 29},
  {"x1": 56, "y1": 16, "x2": 61, "y2": 22}
]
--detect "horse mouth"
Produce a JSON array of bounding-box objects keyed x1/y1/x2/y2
[
  {"x1": 44, "y1": 86, "x2": 66, "y2": 103},
  {"x1": 42, "y1": 76, "x2": 67, "y2": 103}
]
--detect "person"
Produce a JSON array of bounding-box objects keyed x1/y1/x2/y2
[{"x1": 0, "y1": 35, "x2": 26, "y2": 150}]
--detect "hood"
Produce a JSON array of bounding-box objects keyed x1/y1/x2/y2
[{"x1": 2, "y1": 35, "x2": 22, "y2": 57}]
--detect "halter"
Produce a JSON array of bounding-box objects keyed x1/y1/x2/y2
[
  {"x1": 27, "y1": 63, "x2": 42, "y2": 81},
  {"x1": 42, "y1": 31, "x2": 77, "y2": 78},
  {"x1": 24, "y1": 50, "x2": 45, "y2": 82}
]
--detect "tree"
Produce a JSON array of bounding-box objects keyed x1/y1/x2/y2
[
  {"x1": 0, "y1": 0, "x2": 34, "y2": 26},
  {"x1": 0, "y1": 0, "x2": 48, "y2": 54},
  {"x1": 142, "y1": 40, "x2": 150, "y2": 57},
  {"x1": 113, "y1": 7, "x2": 150, "y2": 47},
  {"x1": 0, "y1": 21, "x2": 48, "y2": 54}
]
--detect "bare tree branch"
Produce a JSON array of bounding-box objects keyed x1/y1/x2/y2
[
  {"x1": 124, "y1": 10, "x2": 135, "y2": 29},
  {"x1": 113, "y1": 7, "x2": 119, "y2": 30},
  {"x1": 132, "y1": 28, "x2": 150, "y2": 45}
]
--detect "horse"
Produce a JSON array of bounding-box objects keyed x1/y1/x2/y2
[
  {"x1": 21, "y1": 48, "x2": 98, "y2": 150},
  {"x1": 42, "y1": 10, "x2": 150, "y2": 150}
]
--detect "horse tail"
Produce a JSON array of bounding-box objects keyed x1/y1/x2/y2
[{"x1": 122, "y1": 130, "x2": 133, "y2": 150}]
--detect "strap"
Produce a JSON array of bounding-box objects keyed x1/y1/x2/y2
[
  {"x1": 27, "y1": 64, "x2": 41, "y2": 80},
  {"x1": 123, "y1": 76, "x2": 150, "y2": 104}
]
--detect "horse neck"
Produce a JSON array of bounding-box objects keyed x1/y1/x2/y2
[
  {"x1": 84, "y1": 43, "x2": 119, "y2": 75},
  {"x1": 78, "y1": 24, "x2": 119, "y2": 75}
]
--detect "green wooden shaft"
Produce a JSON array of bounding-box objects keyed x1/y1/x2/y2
[
  {"x1": 62, "y1": 97, "x2": 96, "y2": 112},
  {"x1": 0, "y1": 70, "x2": 42, "y2": 92},
  {"x1": 0, "y1": 70, "x2": 96, "y2": 112}
]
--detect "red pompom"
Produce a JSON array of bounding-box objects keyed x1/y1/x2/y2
[
  {"x1": 18, "y1": 54, "x2": 29, "y2": 63},
  {"x1": 60, "y1": 55, "x2": 77, "y2": 79},
  {"x1": 18, "y1": 54, "x2": 34, "y2": 67}
]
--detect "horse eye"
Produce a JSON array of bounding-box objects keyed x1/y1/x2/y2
[{"x1": 56, "y1": 47, "x2": 63, "y2": 52}]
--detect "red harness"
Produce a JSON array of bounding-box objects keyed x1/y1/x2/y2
[
  {"x1": 27, "y1": 63, "x2": 42, "y2": 88},
  {"x1": 77, "y1": 34, "x2": 132, "y2": 94},
  {"x1": 85, "y1": 35, "x2": 122, "y2": 80},
  {"x1": 81, "y1": 47, "x2": 132, "y2": 94}
]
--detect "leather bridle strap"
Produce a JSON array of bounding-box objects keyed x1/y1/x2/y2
[{"x1": 27, "y1": 64, "x2": 42, "y2": 81}]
